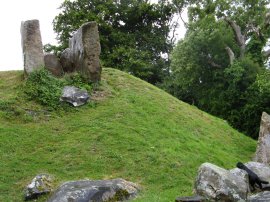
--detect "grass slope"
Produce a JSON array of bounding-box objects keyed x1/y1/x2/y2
[{"x1": 0, "y1": 68, "x2": 256, "y2": 201}]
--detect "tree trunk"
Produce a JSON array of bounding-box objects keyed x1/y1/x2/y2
[{"x1": 225, "y1": 18, "x2": 246, "y2": 58}]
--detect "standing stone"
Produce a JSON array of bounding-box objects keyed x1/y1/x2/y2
[
  {"x1": 21, "y1": 19, "x2": 44, "y2": 75},
  {"x1": 69, "y1": 21, "x2": 101, "y2": 82},
  {"x1": 44, "y1": 53, "x2": 63, "y2": 77},
  {"x1": 254, "y1": 112, "x2": 270, "y2": 165}
]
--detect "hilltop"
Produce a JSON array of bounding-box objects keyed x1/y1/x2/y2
[{"x1": 0, "y1": 68, "x2": 256, "y2": 201}]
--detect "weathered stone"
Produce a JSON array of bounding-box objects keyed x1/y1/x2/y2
[
  {"x1": 47, "y1": 178, "x2": 139, "y2": 202},
  {"x1": 239, "y1": 162, "x2": 270, "y2": 190},
  {"x1": 60, "y1": 48, "x2": 74, "y2": 73},
  {"x1": 25, "y1": 174, "x2": 53, "y2": 200},
  {"x1": 44, "y1": 53, "x2": 63, "y2": 77},
  {"x1": 21, "y1": 19, "x2": 44, "y2": 75},
  {"x1": 254, "y1": 112, "x2": 270, "y2": 165},
  {"x1": 230, "y1": 167, "x2": 250, "y2": 191},
  {"x1": 175, "y1": 195, "x2": 205, "y2": 202},
  {"x1": 60, "y1": 86, "x2": 90, "y2": 107},
  {"x1": 194, "y1": 163, "x2": 248, "y2": 201},
  {"x1": 248, "y1": 191, "x2": 270, "y2": 202},
  {"x1": 69, "y1": 21, "x2": 101, "y2": 82}
]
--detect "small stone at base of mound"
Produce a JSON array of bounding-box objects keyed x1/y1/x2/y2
[
  {"x1": 47, "y1": 178, "x2": 139, "y2": 202},
  {"x1": 24, "y1": 174, "x2": 53, "y2": 201},
  {"x1": 175, "y1": 195, "x2": 205, "y2": 202}
]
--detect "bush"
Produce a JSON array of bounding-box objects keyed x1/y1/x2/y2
[
  {"x1": 24, "y1": 69, "x2": 64, "y2": 109},
  {"x1": 24, "y1": 69, "x2": 95, "y2": 110}
]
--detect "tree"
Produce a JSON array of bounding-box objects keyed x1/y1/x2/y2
[
  {"x1": 49, "y1": 0, "x2": 175, "y2": 84},
  {"x1": 166, "y1": 0, "x2": 270, "y2": 138}
]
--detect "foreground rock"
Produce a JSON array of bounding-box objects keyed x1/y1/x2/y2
[
  {"x1": 240, "y1": 162, "x2": 270, "y2": 189},
  {"x1": 248, "y1": 191, "x2": 270, "y2": 201},
  {"x1": 68, "y1": 21, "x2": 101, "y2": 82},
  {"x1": 25, "y1": 174, "x2": 52, "y2": 200},
  {"x1": 195, "y1": 163, "x2": 248, "y2": 201},
  {"x1": 60, "y1": 86, "x2": 90, "y2": 107},
  {"x1": 254, "y1": 112, "x2": 270, "y2": 165},
  {"x1": 21, "y1": 19, "x2": 44, "y2": 75},
  {"x1": 44, "y1": 53, "x2": 63, "y2": 77},
  {"x1": 47, "y1": 178, "x2": 139, "y2": 202}
]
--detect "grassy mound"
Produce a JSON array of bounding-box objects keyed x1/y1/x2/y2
[{"x1": 0, "y1": 68, "x2": 256, "y2": 201}]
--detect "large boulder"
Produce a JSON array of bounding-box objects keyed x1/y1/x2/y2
[
  {"x1": 44, "y1": 53, "x2": 63, "y2": 77},
  {"x1": 68, "y1": 21, "x2": 101, "y2": 82},
  {"x1": 254, "y1": 112, "x2": 270, "y2": 165},
  {"x1": 60, "y1": 86, "x2": 90, "y2": 107},
  {"x1": 21, "y1": 19, "x2": 44, "y2": 76},
  {"x1": 47, "y1": 178, "x2": 139, "y2": 202},
  {"x1": 24, "y1": 174, "x2": 53, "y2": 200},
  {"x1": 248, "y1": 191, "x2": 270, "y2": 202},
  {"x1": 194, "y1": 163, "x2": 248, "y2": 201}
]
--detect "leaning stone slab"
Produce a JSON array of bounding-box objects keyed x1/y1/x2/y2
[
  {"x1": 47, "y1": 178, "x2": 139, "y2": 202},
  {"x1": 25, "y1": 174, "x2": 53, "y2": 200},
  {"x1": 60, "y1": 86, "x2": 90, "y2": 107},
  {"x1": 248, "y1": 191, "x2": 270, "y2": 202},
  {"x1": 195, "y1": 163, "x2": 248, "y2": 201},
  {"x1": 21, "y1": 19, "x2": 44, "y2": 75},
  {"x1": 254, "y1": 112, "x2": 270, "y2": 165},
  {"x1": 69, "y1": 21, "x2": 101, "y2": 82},
  {"x1": 60, "y1": 48, "x2": 74, "y2": 73},
  {"x1": 44, "y1": 53, "x2": 63, "y2": 77}
]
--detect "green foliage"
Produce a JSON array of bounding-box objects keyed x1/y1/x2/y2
[
  {"x1": 24, "y1": 69, "x2": 93, "y2": 110},
  {"x1": 24, "y1": 69, "x2": 64, "y2": 109},
  {"x1": 64, "y1": 73, "x2": 93, "y2": 92},
  {"x1": 51, "y1": 0, "x2": 174, "y2": 84},
  {"x1": 0, "y1": 68, "x2": 256, "y2": 202},
  {"x1": 166, "y1": 0, "x2": 270, "y2": 138}
]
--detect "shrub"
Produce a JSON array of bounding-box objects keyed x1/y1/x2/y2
[{"x1": 24, "y1": 68, "x2": 64, "y2": 109}]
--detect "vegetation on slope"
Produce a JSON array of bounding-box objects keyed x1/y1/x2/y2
[{"x1": 0, "y1": 68, "x2": 256, "y2": 201}]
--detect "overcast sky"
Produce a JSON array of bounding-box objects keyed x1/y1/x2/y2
[{"x1": 0, "y1": 0, "x2": 186, "y2": 71}]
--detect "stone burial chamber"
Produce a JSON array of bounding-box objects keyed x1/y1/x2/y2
[{"x1": 21, "y1": 19, "x2": 101, "y2": 82}]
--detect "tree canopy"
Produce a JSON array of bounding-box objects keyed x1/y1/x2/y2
[
  {"x1": 166, "y1": 0, "x2": 270, "y2": 138},
  {"x1": 49, "y1": 0, "x2": 175, "y2": 84}
]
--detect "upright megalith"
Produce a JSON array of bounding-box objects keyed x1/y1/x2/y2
[
  {"x1": 254, "y1": 112, "x2": 270, "y2": 165},
  {"x1": 68, "y1": 21, "x2": 101, "y2": 82},
  {"x1": 21, "y1": 19, "x2": 44, "y2": 75}
]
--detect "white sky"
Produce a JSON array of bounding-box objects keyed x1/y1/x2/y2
[{"x1": 0, "y1": 0, "x2": 186, "y2": 71}]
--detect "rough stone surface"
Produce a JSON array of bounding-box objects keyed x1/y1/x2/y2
[
  {"x1": 69, "y1": 21, "x2": 101, "y2": 82},
  {"x1": 25, "y1": 174, "x2": 52, "y2": 200},
  {"x1": 60, "y1": 86, "x2": 90, "y2": 107},
  {"x1": 47, "y1": 178, "x2": 139, "y2": 202},
  {"x1": 230, "y1": 167, "x2": 250, "y2": 191},
  {"x1": 175, "y1": 195, "x2": 205, "y2": 202},
  {"x1": 44, "y1": 53, "x2": 63, "y2": 77},
  {"x1": 241, "y1": 162, "x2": 270, "y2": 189},
  {"x1": 60, "y1": 48, "x2": 74, "y2": 73},
  {"x1": 194, "y1": 162, "x2": 248, "y2": 201},
  {"x1": 248, "y1": 191, "x2": 270, "y2": 202},
  {"x1": 254, "y1": 112, "x2": 270, "y2": 165},
  {"x1": 21, "y1": 19, "x2": 44, "y2": 75}
]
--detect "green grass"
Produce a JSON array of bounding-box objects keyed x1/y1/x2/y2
[{"x1": 0, "y1": 68, "x2": 256, "y2": 201}]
